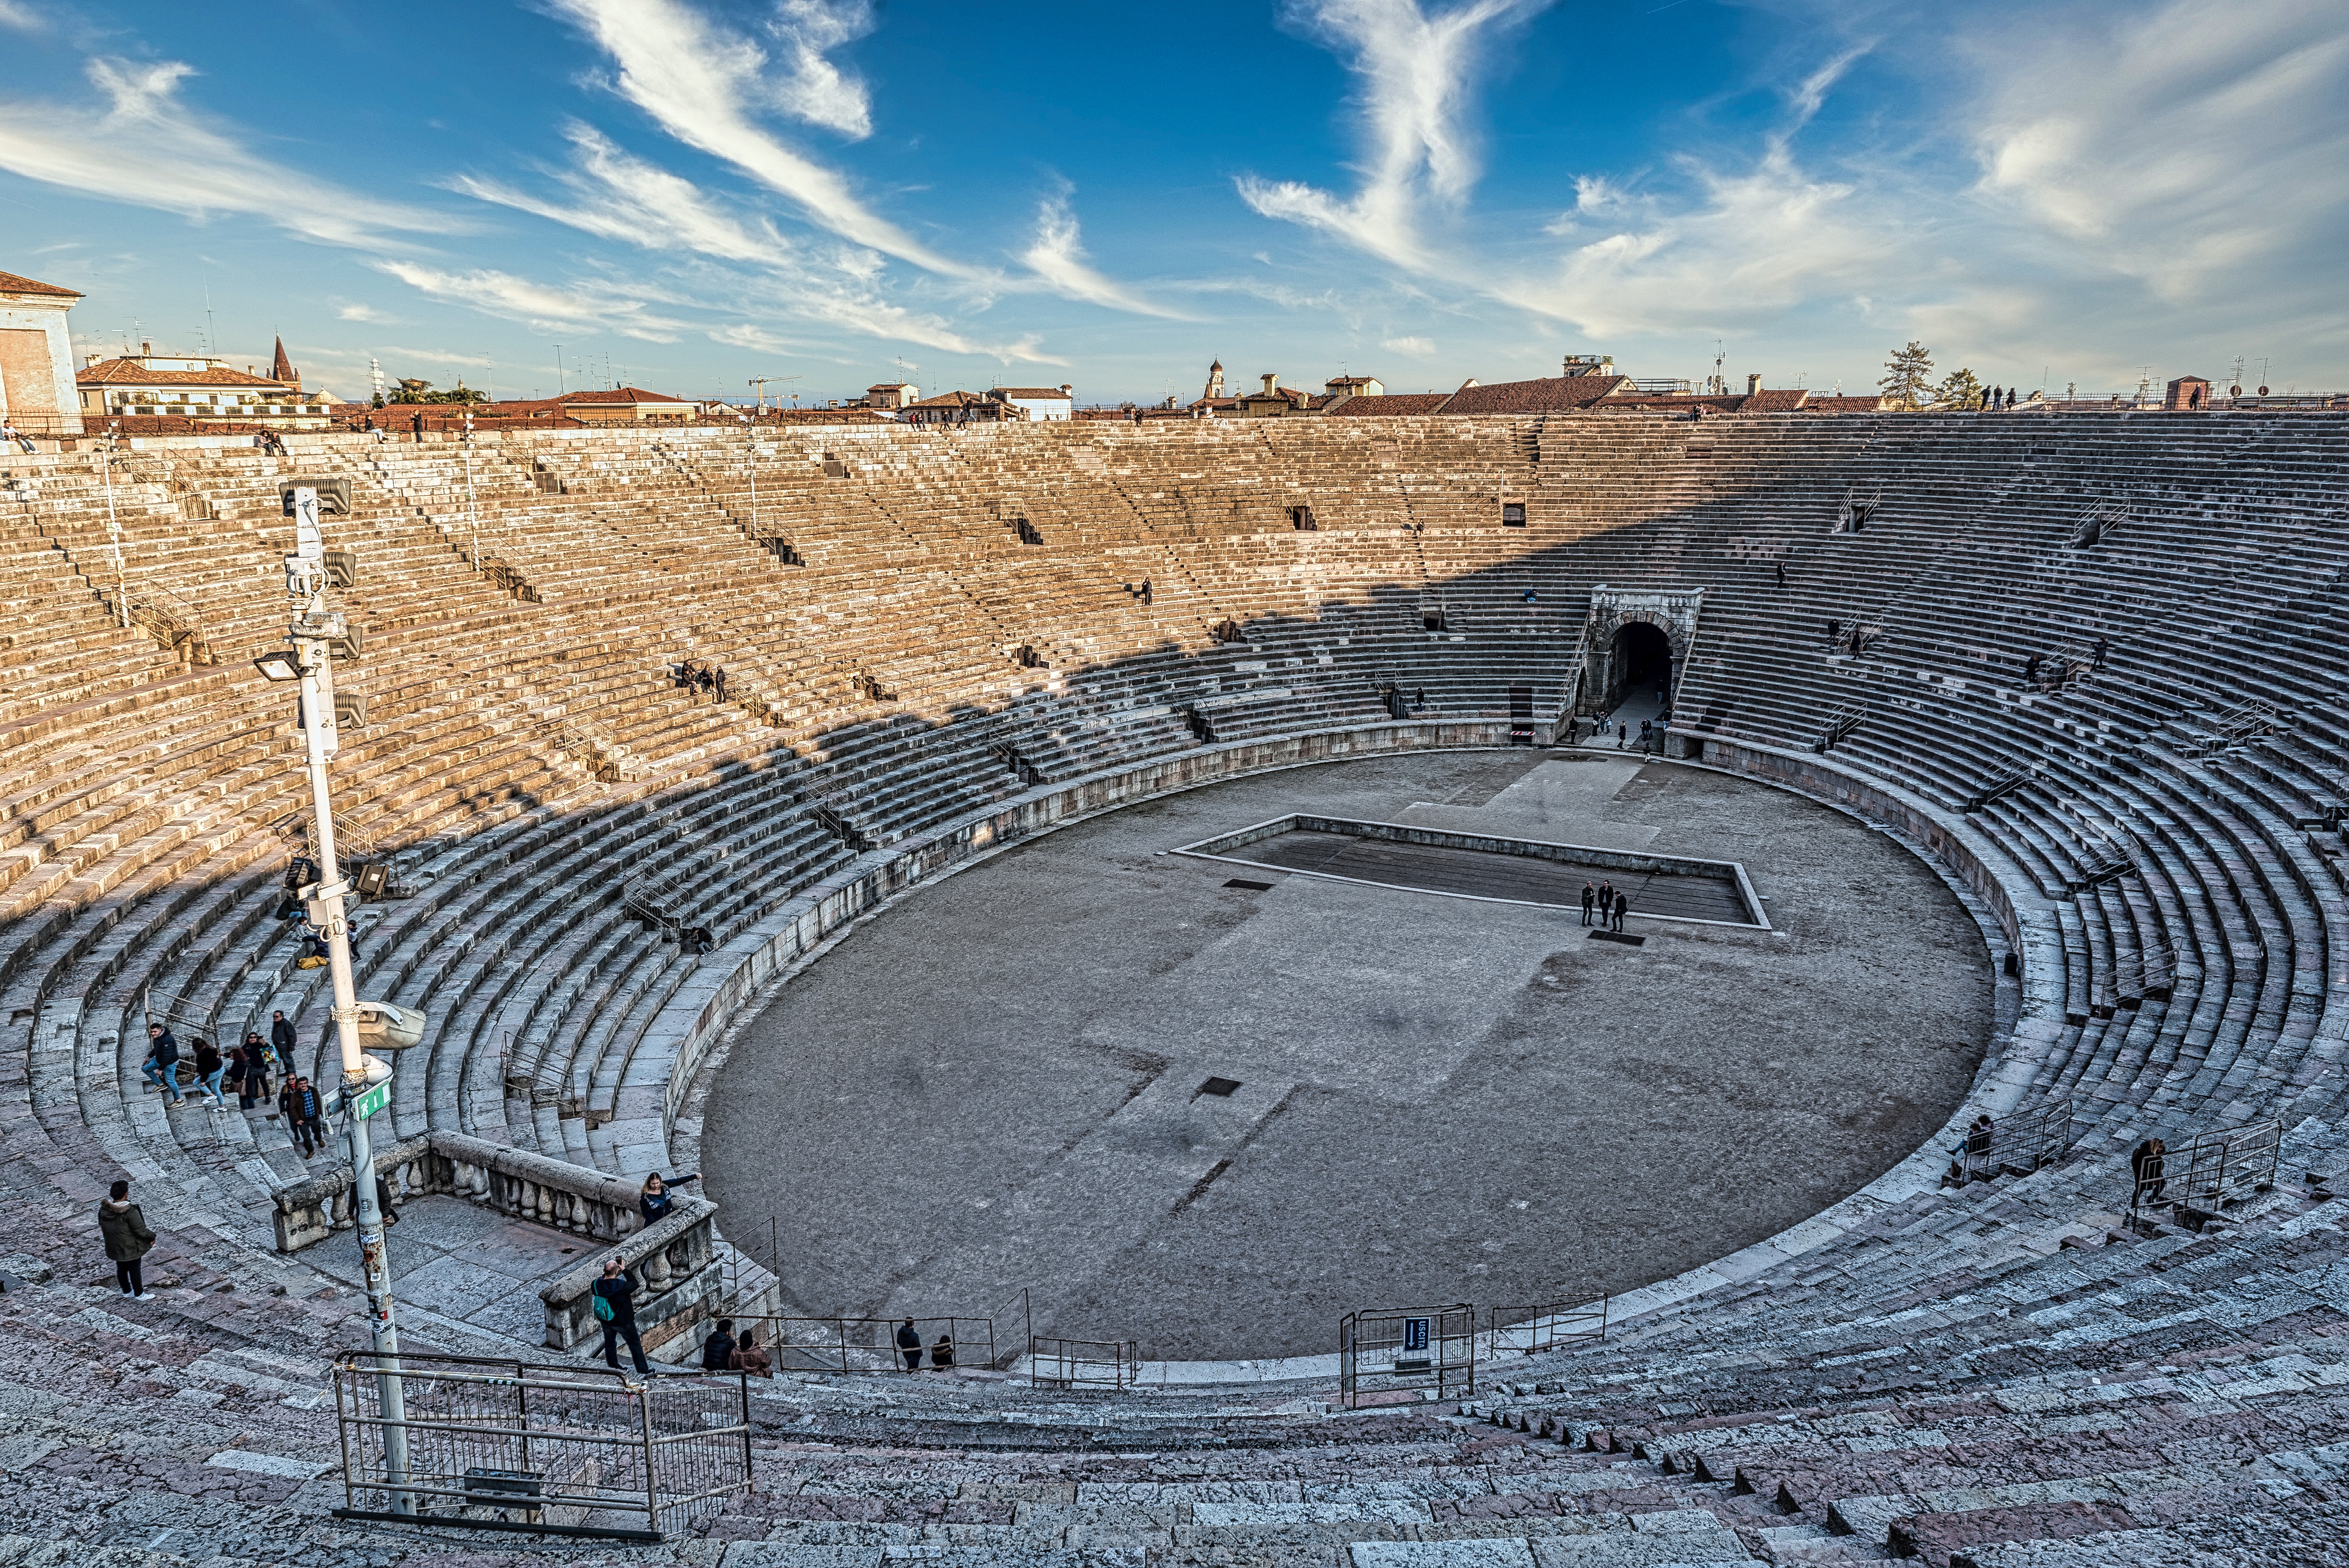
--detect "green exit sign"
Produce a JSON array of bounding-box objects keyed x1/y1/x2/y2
[{"x1": 349, "y1": 1078, "x2": 392, "y2": 1121}]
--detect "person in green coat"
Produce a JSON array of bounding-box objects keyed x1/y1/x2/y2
[{"x1": 99, "y1": 1180, "x2": 155, "y2": 1299}]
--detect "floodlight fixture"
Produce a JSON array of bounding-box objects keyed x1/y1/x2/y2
[{"x1": 254, "y1": 649, "x2": 303, "y2": 682}]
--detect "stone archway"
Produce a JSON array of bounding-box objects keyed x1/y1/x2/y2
[{"x1": 1575, "y1": 587, "x2": 1706, "y2": 716}]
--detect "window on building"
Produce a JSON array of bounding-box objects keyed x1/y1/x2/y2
[{"x1": 1501, "y1": 502, "x2": 1527, "y2": 527}]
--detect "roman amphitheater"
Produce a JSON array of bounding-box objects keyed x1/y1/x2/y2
[{"x1": 3, "y1": 407, "x2": 2347, "y2": 1566}]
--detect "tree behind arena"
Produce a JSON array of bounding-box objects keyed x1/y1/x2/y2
[
  {"x1": 1880, "y1": 342, "x2": 1934, "y2": 409},
  {"x1": 1934, "y1": 367, "x2": 1985, "y2": 408}
]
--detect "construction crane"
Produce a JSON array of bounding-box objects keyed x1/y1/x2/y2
[{"x1": 747, "y1": 374, "x2": 801, "y2": 413}]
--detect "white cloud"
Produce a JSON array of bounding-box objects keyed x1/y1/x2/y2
[
  {"x1": 448, "y1": 122, "x2": 797, "y2": 268},
  {"x1": 373, "y1": 260, "x2": 692, "y2": 341},
  {"x1": 1237, "y1": 0, "x2": 1548, "y2": 268},
  {"x1": 549, "y1": 0, "x2": 973, "y2": 276},
  {"x1": 0, "y1": 1, "x2": 43, "y2": 32},
  {"x1": 1970, "y1": 4, "x2": 2349, "y2": 302},
  {"x1": 336, "y1": 303, "x2": 389, "y2": 323},
  {"x1": 1381, "y1": 335, "x2": 1436, "y2": 356},
  {"x1": 762, "y1": 0, "x2": 878, "y2": 137},
  {"x1": 0, "y1": 57, "x2": 455, "y2": 248},
  {"x1": 1019, "y1": 187, "x2": 1190, "y2": 317},
  {"x1": 379, "y1": 346, "x2": 499, "y2": 368}
]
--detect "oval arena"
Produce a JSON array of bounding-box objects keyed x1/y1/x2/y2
[{"x1": 4, "y1": 410, "x2": 2349, "y2": 1563}]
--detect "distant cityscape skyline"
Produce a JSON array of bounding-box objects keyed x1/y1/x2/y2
[{"x1": 3, "y1": 2, "x2": 2344, "y2": 406}]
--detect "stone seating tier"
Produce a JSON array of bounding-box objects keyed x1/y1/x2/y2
[{"x1": 1, "y1": 411, "x2": 2346, "y2": 1564}]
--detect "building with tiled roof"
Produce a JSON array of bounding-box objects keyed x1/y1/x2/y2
[
  {"x1": 864, "y1": 382, "x2": 917, "y2": 411},
  {"x1": 903, "y1": 389, "x2": 1022, "y2": 427},
  {"x1": 987, "y1": 384, "x2": 1074, "y2": 422},
  {"x1": 76, "y1": 347, "x2": 334, "y2": 429},
  {"x1": 1, "y1": 267, "x2": 84, "y2": 437},
  {"x1": 542, "y1": 386, "x2": 695, "y2": 423},
  {"x1": 1322, "y1": 392, "x2": 1453, "y2": 417},
  {"x1": 1439, "y1": 374, "x2": 1634, "y2": 415}
]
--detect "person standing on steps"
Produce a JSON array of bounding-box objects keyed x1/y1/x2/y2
[
  {"x1": 896, "y1": 1318, "x2": 923, "y2": 1371},
  {"x1": 1775, "y1": 560, "x2": 1786, "y2": 589},
  {"x1": 269, "y1": 1011, "x2": 297, "y2": 1092},
  {"x1": 2092, "y1": 637, "x2": 2108, "y2": 671},
  {"x1": 2022, "y1": 654, "x2": 2041, "y2": 689},
  {"x1": 593, "y1": 1256, "x2": 651, "y2": 1374},
  {"x1": 1611, "y1": 891, "x2": 1629, "y2": 933},
  {"x1": 191, "y1": 1038, "x2": 225, "y2": 1105},
  {"x1": 1596, "y1": 880, "x2": 1613, "y2": 919},
  {"x1": 2131, "y1": 1138, "x2": 2168, "y2": 1209},
  {"x1": 282, "y1": 1075, "x2": 322, "y2": 1157},
  {"x1": 99, "y1": 1180, "x2": 155, "y2": 1299},
  {"x1": 1580, "y1": 882, "x2": 1596, "y2": 927},
  {"x1": 141, "y1": 1024, "x2": 184, "y2": 1103}
]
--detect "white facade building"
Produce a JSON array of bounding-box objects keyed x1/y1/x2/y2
[
  {"x1": 988, "y1": 385, "x2": 1074, "y2": 422},
  {"x1": 0, "y1": 268, "x2": 83, "y2": 437}
]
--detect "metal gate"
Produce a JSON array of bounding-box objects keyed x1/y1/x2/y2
[
  {"x1": 1339, "y1": 1303, "x2": 1474, "y2": 1408},
  {"x1": 1489, "y1": 1298, "x2": 1606, "y2": 1358},
  {"x1": 1028, "y1": 1336, "x2": 1138, "y2": 1391},
  {"x1": 2167, "y1": 1120, "x2": 2282, "y2": 1218},
  {"x1": 1956, "y1": 1098, "x2": 2075, "y2": 1183},
  {"x1": 331, "y1": 1351, "x2": 750, "y2": 1541}
]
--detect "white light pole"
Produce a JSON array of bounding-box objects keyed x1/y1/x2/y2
[
  {"x1": 100, "y1": 424, "x2": 127, "y2": 628},
  {"x1": 739, "y1": 411, "x2": 758, "y2": 536},
  {"x1": 255, "y1": 486, "x2": 411, "y2": 1515},
  {"x1": 462, "y1": 408, "x2": 478, "y2": 570}
]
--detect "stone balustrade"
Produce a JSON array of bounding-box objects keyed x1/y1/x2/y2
[{"x1": 267, "y1": 1127, "x2": 721, "y2": 1353}]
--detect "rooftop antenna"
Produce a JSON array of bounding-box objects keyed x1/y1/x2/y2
[
  {"x1": 1709, "y1": 339, "x2": 1726, "y2": 397},
  {"x1": 554, "y1": 345, "x2": 565, "y2": 395},
  {"x1": 203, "y1": 282, "x2": 216, "y2": 360}
]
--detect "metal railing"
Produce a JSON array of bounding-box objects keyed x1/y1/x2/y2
[
  {"x1": 331, "y1": 1350, "x2": 749, "y2": 1542},
  {"x1": 1028, "y1": 1336, "x2": 1138, "y2": 1391},
  {"x1": 1488, "y1": 1299, "x2": 1607, "y2": 1358},
  {"x1": 2158, "y1": 1120, "x2": 2283, "y2": 1220},
  {"x1": 1952, "y1": 1098, "x2": 2075, "y2": 1184},
  {"x1": 1338, "y1": 1303, "x2": 1475, "y2": 1408},
  {"x1": 731, "y1": 1315, "x2": 994, "y2": 1376}
]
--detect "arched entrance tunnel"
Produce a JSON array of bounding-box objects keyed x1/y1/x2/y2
[{"x1": 1611, "y1": 620, "x2": 1674, "y2": 709}]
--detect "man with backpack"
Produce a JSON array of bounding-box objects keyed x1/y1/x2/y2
[{"x1": 592, "y1": 1257, "x2": 651, "y2": 1374}]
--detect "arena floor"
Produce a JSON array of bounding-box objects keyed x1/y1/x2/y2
[{"x1": 700, "y1": 750, "x2": 1995, "y2": 1361}]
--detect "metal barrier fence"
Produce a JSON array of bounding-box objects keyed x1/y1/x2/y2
[
  {"x1": 1954, "y1": 1098, "x2": 2075, "y2": 1184},
  {"x1": 1028, "y1": 1336, "x2": 1138, "y2": 1391},
  {"x1": 737, "y1": 1315, "x2": 994, "y2": 1376},
  {"x1": 2160, "y1": 1120, "x2": 2283, "y2": 1219},
  {"x1": 1489, "y1": 1299, "x2": 1607, "y2": 1358},
  {"x1": 1339, "y1": 1303, "x2": 1475, "y2": 1408},
  {"x1": 331, "y1": 1351, "x2": 750, "y2": 1542}
]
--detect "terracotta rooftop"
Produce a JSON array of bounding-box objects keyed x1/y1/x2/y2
[
  {"x1": 1440, "y1": 374, "x2": 1631, "y2": 415},
  {"x1": 557, "y1": 386, "x2": 691, "y2": 404},
  {"x1": 78, "y1": 358, "x2": 291, "y2": 390},
  {"x1": 1324, "y1": 392, "x2": 1452, "y2": 417},
  {"x1": 0, "y1": 269, "x2": 81, "y2": 298},
  {"x1": 907, "y1": 390, "x2": 999, "y2": 409}
]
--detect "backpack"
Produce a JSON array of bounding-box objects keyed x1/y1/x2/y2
[{"x1": 592, "y1": 1286, "x2": 615, "y2": 1322}]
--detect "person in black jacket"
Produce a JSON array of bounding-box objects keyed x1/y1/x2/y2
[
  {"x1": 701, "y1": 1318, "x2": 737, "y2": 1373},
  {"x1": 1610, "y1": 891, "x2": 1629, "y2": 933},
  {"x1": 269, "y1": 1011, "x2": 298, "y2": 1087},
  {"x1": 141, "y1": 1025, "x2": 185, "y2": 1104},
  {"x1": 593, "y1": 1258, "x2": 651, "y2": 1373},
  {"x1": 638, "y1": 1172, "x2": 700, "y2": 1227},
  {"x1": 282, "y1": 1076, "x2": 323, "y2": 1157},
  {"x1": 895, "y1": 1318, "x2": 923, "y2": 1372},
  {"x1": 99, "y1": 1179, "x2": 155, "y2": 1299}
]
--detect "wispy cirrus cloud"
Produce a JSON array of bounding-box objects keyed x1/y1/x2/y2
[
  {"x1": 548, "y1": 0, "x2": 974, "y2": 277},
  {"x1": 0, "y1": 56, "x2": 456, "y2": 248},
  {"x1": 1237, "y1": 0, "x2": 1551, "y2": 269},
  {"x1": 1019, "y1": 185, "x2": 1191, "y2": 318},
  {"x1": 372, "y1": 260, "x2": 693, "y2": 341},
  {"x1": 449, "y1": 121, "x2": 798, "y2": 268}
]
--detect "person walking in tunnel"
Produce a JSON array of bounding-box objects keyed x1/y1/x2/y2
[
  {"x1": 1610, "y1": 891, "x2": 1629, "y2": 932},
  {"x1": 896, "y1": 1318, "x2": 924, "y2": 1371},
  {"x1": 1580, "y1": 882, "x2": 1596, "y2": 927}
]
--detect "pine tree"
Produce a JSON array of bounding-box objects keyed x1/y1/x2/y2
[
  {"x1": 1934, "y1": 367, "x2": 1984, "y2": 409},
  {"x1": 1880, "y1": 341, "x2": 1934, "y2": 409}
]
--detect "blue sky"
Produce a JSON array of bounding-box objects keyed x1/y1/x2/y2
[{"x1": 3, "y1": 0, "x2": 2344, "y2": 406}]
